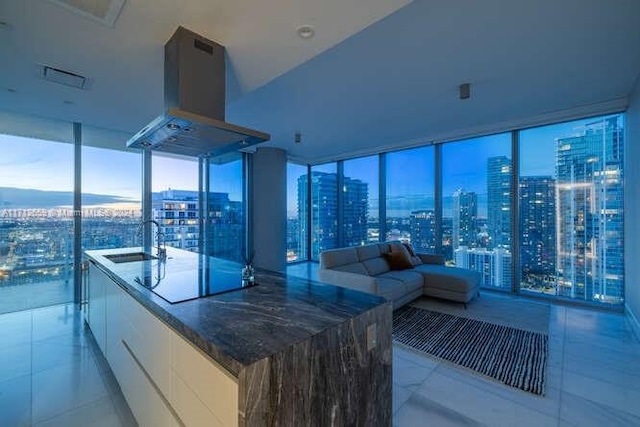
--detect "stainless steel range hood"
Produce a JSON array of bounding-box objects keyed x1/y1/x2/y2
[{"x1": 127, "y1": 27, "x2": 269, "y2": 157}]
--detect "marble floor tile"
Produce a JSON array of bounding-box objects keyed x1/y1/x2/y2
[
  {"x1": 31, "y1": 341, "x2": 94, "y2": 374},
  {"x1": 414, "y1": 371, "x2": 558, "y2": 427},
  {"x1": 393, "y1": 385, "x2": 413, "y2": 414},
  {"x1": 394, "y1": 392, "x2": 484, "y2": 427},
  {"x1": 31, "y1": 304, "x2": 84, "y2": 342},
  {"x1": 31, "y1": 356, "x2": 109, "y2": 422},
  {"x1": 0, "y1": 342, "x2": 32, "y2": 382},
  {"x1": 0, "y1": 374, "x2": 32, "y2": 427},
  {"x1": 0, "y1": 309, "x2": 33, "y2": 348},
  {"x1": 561, "y1": 370, "x2": 640, "y2": 418},
  {"x1": 559, "y1": 390, "x2": 640, "y2": 427},
  {"x1": 434, "y1": 363, "x2": 562, "y2": 419},
  {"x1": 34, "y1": 396, "x2": 123, "y2": 427},
  {"x1": 393, "y1": 355, "x2": 437, "y2": 390}
]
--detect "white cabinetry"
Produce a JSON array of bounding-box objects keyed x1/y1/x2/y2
[
  {"x1": 85, "y1": 261, "x2": 239, "y2": 427},
  {"x1": 87, "y1": 263, "x2": 107, "y2": 353}
]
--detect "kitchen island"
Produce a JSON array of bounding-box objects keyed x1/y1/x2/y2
[{"x1": 84, "y1": 247, "x2": 392, "y2": 426}]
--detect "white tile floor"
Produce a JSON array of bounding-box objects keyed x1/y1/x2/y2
[
  {"x1": 2, "y1": 264, "x2": 639, "y2": 426},
  {"x1": 288, "y1": 262, "x2": 640, "y2": 427},
  {"x1": 0, "y1": 304, "x2": 136, "y2": 427}
]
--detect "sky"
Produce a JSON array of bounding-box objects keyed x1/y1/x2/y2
[{"x1": 0, "y1": 114, "x2": 621, "y2": 215}]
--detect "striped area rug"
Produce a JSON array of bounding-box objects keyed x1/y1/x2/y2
[{"x1": 393, "y1": 306, "x2": 548, "y2": 395}]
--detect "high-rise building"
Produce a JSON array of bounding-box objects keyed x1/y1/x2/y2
[
  {"x1": 298, "y1": 171, "x2": 368, "y2": 259},
  {"x1": 207, "y1": 193, "x2": 244, "y2": 262},
  {"x1": 410, "y1": 210, "x2": 436, "y2": 252},
  {"x1": 555, "y1": 116, "x2": 624, "y2": 303},
  {"x1": 342, "y1": 176, "x2": 369, "y2": 248},
  {"x1": 452, "y1": 189, "x2": 477, "y2": 249},
  {"x1": 519, "y1": 176, "x2": 556, "y2": 291},
  {"x1": 152, "y1": 189, "x2": 199, "y2": 252},
  {"x1": 487, "y1": 156, "x2": 512, "y2": 249},
  {"x1": 454, "y1": 246, "x2": 512, "y2": 289}
]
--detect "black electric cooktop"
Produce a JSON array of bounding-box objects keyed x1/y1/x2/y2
[{"x1": 133, "y1": 257, "x2": 257, "y2": 304}]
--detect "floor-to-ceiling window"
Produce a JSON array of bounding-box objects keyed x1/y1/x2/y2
[
  {"x1": 82, "y1": 140, "x2": 142, "y2": 253},
  {"x1": 152, "y1": 154, "x2": 199, "y2": 252},
  {"x1": 207, "y1": 153, "x2": 245, "y2": 262},
  {"x1": 519, "y1": 114, "x2": 624, "y2": 305},
  {"x1": 308, "y1": 163, "x2": 338, "y2": 261},
  {"x1": 385, "y1": 147, "x2": 436, "y2": 252},
  {"x1": 286, "y1": 162, "x2": 308, "y2": 263},
  {"x1": 442, "y1": 133, "x2": 512, "y2": 290},
  {"x1": 0, "y1": 129, "x2": 74, "y2": 313},
  {"x1": 343, "y1": 156, "x2": 379, "y2": 246}
]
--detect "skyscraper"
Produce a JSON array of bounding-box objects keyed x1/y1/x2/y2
[
  {"x1": 455, "y1": 246, "x2": 512, "y2": 289},
  {"x1": 298, "y1": 171, "x2": 368, "y2": 259},
  {"x1": 519, "y1": 176, "x2": 556, "y2": 291},
  {"x1": 342, "y1": 176, "x2": 369, "y2": 248},
  {"x1": 152, "y1": 189, "x2": 199, "y2": 252},
  {"x1": 487, "y1": 156, "x2": 512, "y2": 249},
  {"x1": 452, "y1": 189, "x2": 477, "y2": 249},
  {"x1": 555, "y1": 116, "x2": 624, "y2": 303},
  {"x1": 410, "y1": 210, "x2": 436, "y2": 252}
]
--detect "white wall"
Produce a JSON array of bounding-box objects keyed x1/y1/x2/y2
[
  {"x1": 625, "y1": 75, "x2": 640, "y2": 339},
  {"x1": 251, "y1": 147, "x2": 287, "y2": 272}
]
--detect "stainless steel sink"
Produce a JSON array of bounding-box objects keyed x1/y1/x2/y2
[{"x1": 104, "y1": 252, "x2": 157, "y2": 263}]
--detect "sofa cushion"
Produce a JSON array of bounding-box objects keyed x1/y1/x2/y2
[
  {"x1": 377, "y1": 270, "x2": 424, "y2": 293},
  {"x1": 334, "y1": 262, "x2": 369, "y2": 276},
  {"x1": 402, "y1": 243, "x2": 423, "y2": 266},
  {"x1": 320, "y1": 247, "x2": 358, "y2": 269},
  {"x1": 414, "y1": 264, "x2": 480, "y2": 293},
  {"x1": 388, "y1": 242, "x2": 414, "y2": 268},
  {"x1": 362, "y1": 257, "x2": 390, "y2": 276},
  {"x1": 384, "y1": 251, "x2": 414, "y2": 270},
  {"x1": 375, "y1": 277, "x2": 408, "y2": 301},
  {"x1": 356, "y1": 244, "x2": 382, "y2": 261}
]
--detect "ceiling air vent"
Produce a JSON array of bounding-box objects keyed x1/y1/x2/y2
[
  {"x1": 42, "y1": 66, "x2": 87, "y2": 89},
  {"x1": 45, "y1": 0, "x2": 126, "y2": 27}
]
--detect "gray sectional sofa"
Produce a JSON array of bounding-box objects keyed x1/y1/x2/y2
[{"x1": 319, "y1": 242, "x2": 481, "y2": 309}]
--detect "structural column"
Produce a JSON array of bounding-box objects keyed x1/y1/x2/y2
[{"x1": 251, "y1": 147, "x2": 287, "y2": 272}]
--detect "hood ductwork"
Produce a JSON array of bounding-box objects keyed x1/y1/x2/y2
[{"x1": 127, "y1": 27, "x2": 269, "y2": 157}]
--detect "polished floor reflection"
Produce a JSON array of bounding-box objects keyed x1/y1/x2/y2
[{"x1": 0, "y1": 304, "x2": 136, "y2": 426}]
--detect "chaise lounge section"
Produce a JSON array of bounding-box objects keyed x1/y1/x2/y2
[{"x1": 319, "y1": 242, "x2": 481, "y2": 309}]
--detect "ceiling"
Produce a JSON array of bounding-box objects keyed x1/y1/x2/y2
[{"x1": 1, "y1": 0, "x2": 640, "y2": 164}]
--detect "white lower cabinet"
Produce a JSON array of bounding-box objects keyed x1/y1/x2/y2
[{"x1": 86, "y1": 262, "x2": 239, "y2": 427}]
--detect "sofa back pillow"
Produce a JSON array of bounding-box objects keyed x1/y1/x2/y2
[
  {"x1": 402, "y1": 242, "x2": 423, "y2": 266},
  {"x1": 384, "y1": 251, "x2": 414, "y2": 270}
]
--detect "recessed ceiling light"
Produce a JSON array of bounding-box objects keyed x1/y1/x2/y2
[
  {"x1": 6, "y1": 88, "x2": 16, "y2": 93},
  {"x1": 296, "y1": 25, "x2": 314, "y2": 39},
  {"x1": 63, "y1": 100, "x2": 74, "y2": 105}
]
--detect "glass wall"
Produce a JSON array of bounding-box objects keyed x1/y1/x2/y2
[
  {"x1": 207, "y1": 154, "x2": 245, "y2": 262},
  {"x1": 0, "y1": 132, "x2": 75, "y2": 313},
  {"x1": 442, "y1": 133, "x2": 512, "y2": 290},
  {"x1": 385, "y1": 147, "x2": 435, "y2": 251},
  {"x1": 287, "y1": 163, "x2": 308, "y2": 262},
  {"x1": 343, "y1": 156, "x2": 379, "y2": 246},
  {"x1": 519, "y1": 115, "x2": 624, "y2": 304},
  {"x1": 152, "y1": 155, "x2": 199, "y2": 252},
  {"x1": 307, "y1": 163, "x2": 338, "y2": 261},
  {"x1": 82, "y1": 146, "x2": 141, "y2": 252}
]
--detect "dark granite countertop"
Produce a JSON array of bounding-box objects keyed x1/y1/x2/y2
[{"x1": 85, "y1": 247, "x2": 388, "y2": 377}]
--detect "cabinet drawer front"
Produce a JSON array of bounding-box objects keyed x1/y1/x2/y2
[
  {"x1": 171, "y1": 335, "x2": 238, "y2": 427},
  {"x1": 120, "y1": 292, "x2": 172, "y2": 398},
  {"x1": 171, "y1": 372, "x2": 226, "y2": 427},
  {"x1": 120, "y1": 339, "x2": 178, "y2": 427}
]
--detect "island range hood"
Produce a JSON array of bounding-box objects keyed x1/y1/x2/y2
[{"x1": 127, "y1": 27, "x2": 269, "y2": 157}]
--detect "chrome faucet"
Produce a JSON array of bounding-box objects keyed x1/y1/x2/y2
[{"x1": 138, "y1": 219, "x2": 167, "y2": 262}]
